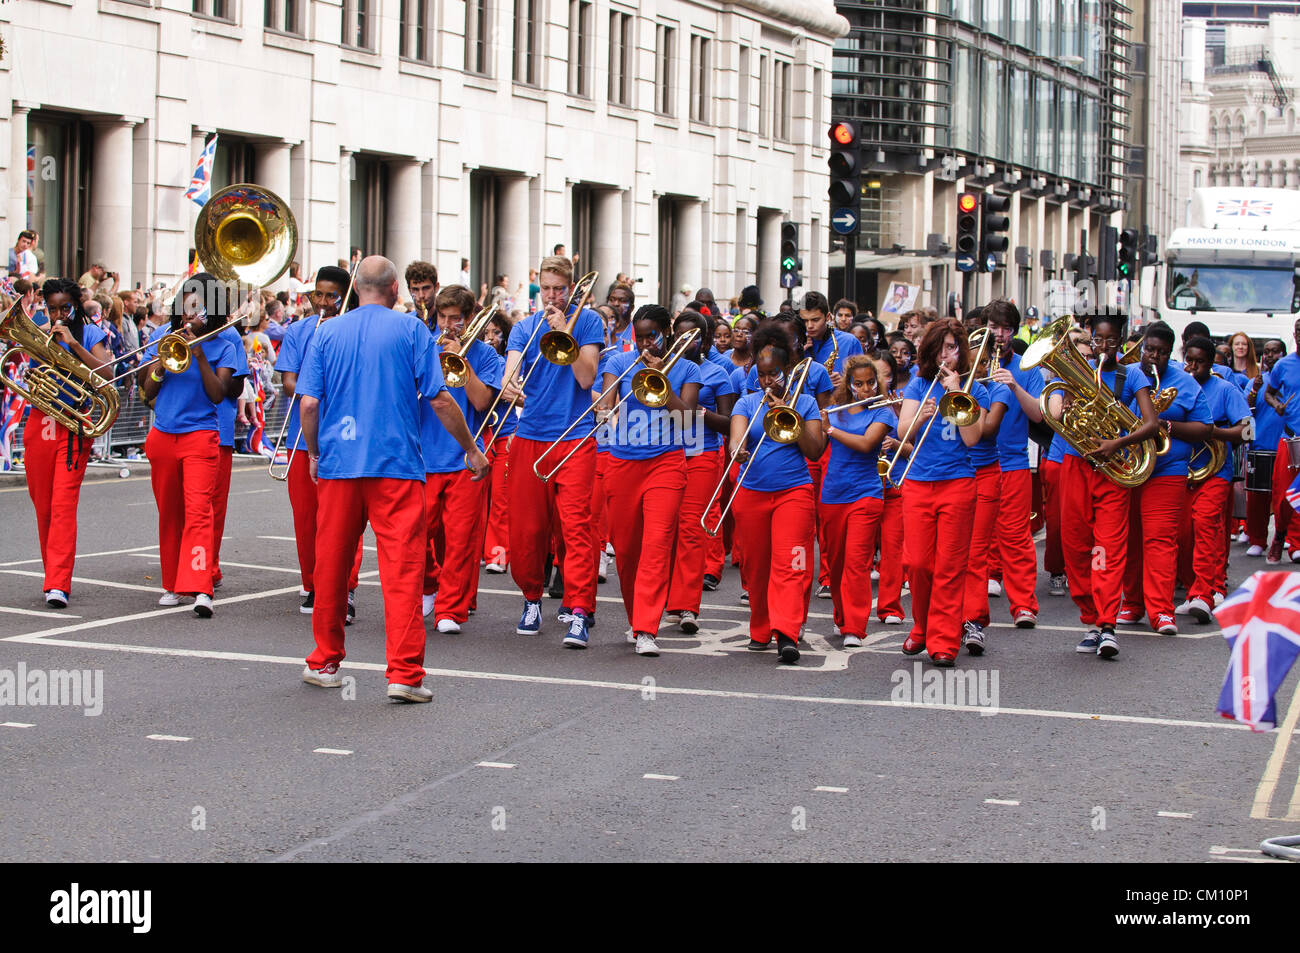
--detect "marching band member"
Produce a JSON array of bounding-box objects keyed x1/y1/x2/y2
[
  {"x1": 665, "y1": 309, "x2": 735, "y2": 634},
  {"x1": 482, "y1": 312, "x2": 516, "y2": 573},
  {"x1": 1052, "y1": 314, "x2": 1159, "y2": 658},
  {"x1": 1176, "y1": 336, "x2": 1250, "y2": 622},
  {"x1": 1040, "y1": 330, "x2": 1092, "y2": 597},
  {"x1": 296, "y1": 257, "x2": 488, "y2": 703},
  {"x1": 502, "y1": 256, "x2": 603, "y2": 647},
  {"x1": 1243, "y1": 339, "x2": 1286, "y2": 556},
  {"x1": 984, "y1": 300, "x2": 1044, "y2": 627},
  {"x1": 888, "y1": 332, "x2": 917, "y2": 380},
  {"x1": 421, "y1": 285, "x2": 502, "y2": 633},
  {"x1": 1117, "y1": 322, "x2": 1212, "y2": 635},
  {"x1": 277, "y1": 265, "x2": 363, "y2": 618},
  {"x1": 818, "y1": 356, "x2": 893, "y2": 647},
  {"x1": 22, "y1": 278, "x2": 112, "y2": 608},
  {"x1": 137, "y1": 273, "x2": 241, "y2": 617},
  {"x1": 713, "y1": 319, "x2": 732, "y2": 354},
  {"x1": 739, "y1": 315, "x2": 834, "y2": 406},
  {"x1": 894, "y1": 318, "x2": 987, "y2": 666},
  {"x1": 727, "y1": 324, "x2": 824, "y2": 663},
  {"x1": 405, "y1": 261, "x2": 439, "y2": 325},
  {"x1": 604, "y1": 281, "x2": 635, "y2": 351},
  {"x1": 872, "y1": 355, "x2": 908, "y2": 626},
  {"x1": 209, "y1": 296, "x2": 250, "y2": 591},
  {"x1": 1263, "y1": 317, "x2": 1300, "y2": 564},
  {"x1": 599, "y1": 305, "x2": 701, "y2": 655}
]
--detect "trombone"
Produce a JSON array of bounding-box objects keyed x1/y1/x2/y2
[
  {"x1": 702, "y1": 358, "x2": 813, "y2": 537},
  {"x1": 538, "y1": 271, "x2": 599, "y2": 365},
  {"x1": 533, "y1": 327, "x2": 701, "y2": 482},
  {"x1": 468, "y1": 271, "x2": 598, "y2": 468},
  {"x1": 822, "y1": 393, "x2": 904, "y2": 414},
  {"x1": 441, "y1": 302, "x2": 498, "y2": 388},
  {"x1": 267, "y1": 261, "x2": 361, "y2": 480}
]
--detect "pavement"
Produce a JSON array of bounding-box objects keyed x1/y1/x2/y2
[{"x1": 0, "y1": 464, "x2": 1296, "y2": 863}]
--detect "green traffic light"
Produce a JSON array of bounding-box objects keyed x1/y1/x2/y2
[{"x1": 782, "y1": 257, "x2": 797, "y2": 270}]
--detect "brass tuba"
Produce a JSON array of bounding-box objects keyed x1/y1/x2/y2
[
  {"x1": 1187, "y1": 439, "x2": 1228, "y2": 485},
  {"x1": 1021, "y1": 321, "x2": 1157, "y2": 488},
  {"x1": 0, "y1": 300, "x2": 120, "y2": 437}
]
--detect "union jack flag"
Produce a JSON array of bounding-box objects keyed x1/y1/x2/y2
[
  {"x1": 1288, "y1": 469, "x2": 1300, "y2": 513},
  {"x1": 1, "y1": 359, "x2": 30, "y2": 471},
  {"x1": 1215, "y1": 572, "x2": 1300, "y2": 732},
  {"x1": 1216, "y1": 199, "x2": 1274, "y2": 218},
  {"x1": 184, "y1": 135, "x2": 218, "y2": 207},
  {"x1": 25, "y1": 145, "x2": 35, "y2": 201}
]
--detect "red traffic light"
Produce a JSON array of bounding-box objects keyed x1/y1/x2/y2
[
  {"x1": 958, "y1": 193, "x2": 978, "y2": 213},
  {"x1": 829, "y1": 122, "x2": 855, "y2": 146}
]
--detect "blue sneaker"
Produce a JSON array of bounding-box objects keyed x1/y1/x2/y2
[
  {"x1": 1076, "y1": 628, "x2": 1101, "y2": 653},
  {"x1": 517, "y1": 600, "x2": 542, "y2": 635},
  {"x1": 562, "y1": 610, "x2": 590, "y2": 649},
  {"x1": 557, "y1": 606, "x2": 573, "y2": 624}
]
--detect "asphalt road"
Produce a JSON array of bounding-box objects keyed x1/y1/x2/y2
[{"x1": 0, "y1": 462, "x2": 1295, "y2": 863}]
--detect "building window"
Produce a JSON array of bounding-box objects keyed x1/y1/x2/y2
[
  {"x1": 689, "y1": 35, "x2": 712, "y2": 123},
  {"x1": 212, "y1": 137, "x2": 256, "y2": 193},
  {"x1": 264, "y1": 0, "x2": 303, "y2": 34},
  {"x1": 350, "y1": 154, "x2": 388, "y2": 257},
  {"x1": 1010, "y1": 67, "x2": 1031, "y2": 166},
  {"x1": 1035, "y1": 77, "x2": 1056, "y2": 174},
  {"x1": 1081, "y1": 94, "x2": 1099, "y2": 184},
  {"x1": 609, "y1": 11, "x2": 634, "y2": 106},
  {"x1": 400, "y1": 0, "x2": 432, "y2": 62},
  {"x1": 774, "y1": 60, "x2": 792, "y2": 141},
  {"x1": 341, "y1": 0, "x2": 373, "y2": 50},
  {"x1": 1011, "y1": 0, "x2": 1032, "y2": 48},
  {"x1": 655, "y1": 24, "x2": 676, "y2": 116},
  {"x1": 1037, "y1": 0, "x2": 1055, "y2": 57},
  {"x1": 812, "y1": 67, "x2": 822, "y2": 132},
  {"x1": 194, "y1": 0, "x2": 234, "y2": 20},
  {"x1": 758, "y1": 53, "x2": 769, "y2": 136},
  {"x1": 515, "y1": 0, "x2": 541, "y2": 85},
  {"x1": 1058, "y1": 85, "x2": 1078, "y2": 179},
  {"x1": 984, "y1": 0, "x2": 1006, "y2": 38},
  {"x1": 738, "y1": 46, "x2": 751, "y2": 131},
  {"x1": 568, "y1": 1, "x2": 593, "y2": 96},
  {"x1": 466, "y1": 0, "x2": 490, "y2": 74},
  {"x1": 1059, "y1": 0, "x2": 1079, "y2": 60},
  {"x1": 980, "y1": 58, "x2": 1004, "y2": 159},
  {"x1": 26, "y1": 114, "x2": 92, "y2": 280}
]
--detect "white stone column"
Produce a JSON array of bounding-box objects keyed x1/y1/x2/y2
[
  {"x1": 385, "y1": 158, "x2": 423, "y2": 275},
  {"x1": 592, "y1": 187, "x2": 623, "y2": 289},
  {"x1": 758, "y1": 210, "x2": 783, "y2": 312},
  {"x1": 89, "y1": 119, "x2": 137, "y2": 285},
  {"x1": 672, "y1": 199, "x2": 702, "y2": 301},
  {"x1": 338, "y1": 148, "x2": 353, "y2": 264},
  {"x1": 495, "y1": 174, "x2": 530, "y2": 302},
  {"x1": 8, "y1": 104, "x2": 31, "y2": 243}
]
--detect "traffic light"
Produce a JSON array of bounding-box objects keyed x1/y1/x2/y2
[
  {"x1": 780, "y1": 221, "x2": 801, "y2": 290},
  {"x1": 1117, "y1": 227, "x2": 1139, "y2": 280},
  {"x1": 827, "y1": 121, "x2": 860, "y2": 215},
  {"x1": 1141, "y1": 230, "x2": 1160, "y2": 266},
  {"x1": 955, "y1": 192, "x2": 979, "y2": 268},
  {"x1": 1097, "y1": 224, "x2": 1118, "y2": 282},
  {"x1": 979, "y1": 193, "x2": 1011, "y2": 272}
]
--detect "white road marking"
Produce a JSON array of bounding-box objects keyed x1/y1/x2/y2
[
  {"x1": 147, "y1": 733, "x2": 192, "y2": 742},
  {"x1": 814, "y1": 785, "x2": 849, "y2": 793},
  {"x1": 476, "y1": 761, "x2": 516, "y2": 769},
  {"x1": 238, "y1": 489, "x2": 276, "y2": 495},
  {"x1": 2, "y1": 721, "x2": 35, "y2": 728},
  {"x1": 313, "y1": 747, "x2": 352, "y2": 756},
  {"x1": 0, "y1": 605, "x2": 81, "y2": 619},
  {"x1": 0, "y1": 544, "x2": 158, "y2": 568},
  {"x1": 1157, "y1": 811, "x2": 1194, "y2": 818},
  {"x1": 643, "y1": 773, "x2": 679, "y2": 781},
  {"x1": 0, "y1": 570, "x2": 160, "y2": 593},
  {"x1": 1251, "y1": 680, "x2": 1300, "y2": 820},
  {"x1": 984, "y1": 798, "x2": 1020, "y2": 806}
]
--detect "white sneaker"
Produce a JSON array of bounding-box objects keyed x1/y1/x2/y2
[
  {"x1": 870, "y1": 569, "x2": 880, "y2": 581},
  {"x1": 1213, "y1": 591, "x2": 1225, "y2": 607},
  {"x1": 831, "y1": 623, "x2": 841, "y2": 635},
  {"x1": 158, "y1": 591, "x2": 181, "y2": 607},
  {"x1": 422, "y1": 593, "x2": 437, "y2": 617},
  {"x1": 1174, "y1": 599, "x2": 1193, "y2": 616},
  {"x1": 883, "y1": 615, "x2": 903, "y2": 625},
  {"x1": 605, "y1": 542, "x2": 615, "y2": 556},
  {"x1": 299, "y1": 587, "x2": 309, "y2": 598},
  {"x1": 1237, "y1": 531, "x2": 1249, "y2": 543},
  {"x1": 843, "y1": 634, "x2": 863, "y2": 648},
  {"x1": 302, "y1": 663, "x2": 343, "y2": 688},
  {"x1": 625, "y1": 629, "x2": 637, "y2": 645},
  {"x1": 193, "y1": 593, "x2": 214, "y2": 618},
  {"x1": 988, "y1": 579, "x2": 1003, "y2": 597},
  {"x1": 436, "y1": 618, "x2": 461, "y2": 634},
  {"x1": 485, "y1": 562, "x2": 506, "y2": 574},
  {"x1": 44, "y1": 589, "x2": 68, "y2": 609},
  {"x1": 387, "y1": 682, "x2": 433, "y2": 703},
  {"x1": 1185, "y1": 597, "x2": 1212, "y2": 624},
  {"x1": 1247, "y1": 544, "x2": 1265, "y2": 557},
  {"x1": 635, "y1": 634, "x2": 660, "y2": 656},
  {"x1": 598, "y1": 550, "x2": 611, "y2": 583}
]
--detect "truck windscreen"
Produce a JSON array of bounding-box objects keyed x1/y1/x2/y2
[{"x1": 1167, "y1": 264, "x2": 1297, "y2": 313}]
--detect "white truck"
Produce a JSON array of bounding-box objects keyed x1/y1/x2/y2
[{"x1": 1140, "y1": 186, "x2": 1300, "y2": 342}]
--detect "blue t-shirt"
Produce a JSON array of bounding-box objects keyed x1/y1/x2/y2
[
  {"x1": 1254, "y1": 370, "x2": 1283, "y2": 450},
  {"x1": 1046, "y1": 432, "x2": 1067, "y2": 464},
  {"x1": 508, "y1": 306, "x2": 605, "y2": 441},
  {"x1": 694, "y1": 359, "x2": 737, "y2": 455},
  {"x1": 969, "y1": 379, "x2": 1010, "y2": 469},
  {"x1": 275, "y1": 315, "x2": 322, "y2": 455},
  {"x1": 295, "y1": 304, "x2": 446, "y2": 481},
  {"x1": 705, "y1": 350, "x2": 734, "y2": 378},
  {"x1": 143, "y1": 325, "x2": 239, "y2": 435},
  {"x1": 1270, "y1": 353, "x2": 1300, "y2": 435},
  {"x1": 1195, "y1": 372, "x2": 1251, "y2": 483},
  {"x1": 996, "y1": 350, "x2": 1045, "y2": 473},
  {"x1": 1135, "y1": 363, "x2": 1213, "y2": 478},
  {"x1": 420, "y1": 339, "x2": 502, "y2": 473},
  {"x1": 821, "y1": 404, "x2": 894, "y2": 503},
  {"x1": 730, "y1": 364, "x2": 748, "y2": 395},
  {"x1": 601, "y1": 349, "x2": 702, "y2": 461},
  {"x1": 215, "y1": 326, "x2": 250, "y2": 448},
  {"x1": 807, "y1": 328, "x2": 864, "y2": 376},
  {"x1": 1061, "y1": 362, "x2": 1151, "y2": 460},
  {"x1": 732, "y1": 391, "x2": 820, "y2": 492},
  {"x1": 741, "y1": 361, "x2": 834, "y2": 400},
  {"x1": 898, "y1": 375, "x2": 990, "y2": 481}
]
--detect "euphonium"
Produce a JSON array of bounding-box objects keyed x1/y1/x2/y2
[
  {"x1": 441, "y1": 303, "x2": 498, "y2": 388},
  {"x1": 1187, "y1": 438, "x2": 1229, "y2": 485},
  {"x1": 0, "y1": 301, "x2": 120, "y2": 438},
  {"x1": 1021, "y1": 322, "x2": 1156, "y2": 488}
]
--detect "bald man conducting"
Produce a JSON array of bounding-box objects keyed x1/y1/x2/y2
[{"x1": 297, "y1": 256, "x2": 490, "y2": 703}]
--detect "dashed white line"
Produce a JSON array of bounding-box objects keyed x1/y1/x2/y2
[
  {"x1": 643, "y1": 773, "x2": 679, "y2": 781},
  {"x1": 1157, "y1": 811, "x2": 1195, "y2": 818},
  {"x1": 984, "y1": 798, "x2": 1020, "y2": 806},
  {"x1": 147, "y1": 733, "x2": 192, "y2": 742},
  {"x1": 2, "y1": 721, "x2": 35, "y2": 728},
  {"x1": 476, "y1": 761, "x2": 516, "y2": 769},
  {"x1": 0, "y1": 544, "x2": 159, "y2": 568},
  {"x1": 814, "y1": 785, "x2": 849, "y2": 793},
  {"x1": 313, "y1": 747, "x2": 353, "y2": 756},
  {"x1": 0, "y1": 605, "x2": 81, "y2": 619}
]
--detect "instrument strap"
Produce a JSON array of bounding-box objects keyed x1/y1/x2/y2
[{"x1": 1111, "y1": 364, "x2": 1127, "y2": 403}]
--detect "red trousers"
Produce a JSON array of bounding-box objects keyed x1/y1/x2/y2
[
  {"x1": 308, "y1": 477, "x2": 427, "y2": 685},
  {"x1": 902, "y1": 477, "x2": 976, "y2": 657},
  {"x1": 1059, "y1": 454, "x2": 1130, "y2": 628},
  {"x1": 482, "y1": 437, "x2": 510, "y2": 567},
  {"x1": 508, "y1": 436, "x2": 597, "y2": 611},
  {"x1": 1121, "y1": 475, "x2": 1187, "y2": 624},
  {"x1": 212, "y1": 446, "x2": 233, "y2": 584},
  {"x1": 808, "y1": 445, "x2": 830, "y2": 586},
  {"x1": 733, "y1": 484, "x2": 816, "y2": 643},
  {"x1": 145, "y1": 428, "x2": 218, "y2": 596},
  {"x1": 1183, "y1": 476, "x2": 1230, "y2": 603},
  {"x1": 1271, "y1": 437, "x2": 1300, "y2": 546},
  {"x1": 1040, "y1": 459, "x2": 1065, "y2": 576},
  {"x1": 592, "y1": 450, "x2": 611, "y2": 556},
  {"x1": 606, "y1": 453, "x2": 687, "y2": 633},
  {"x1": 424, "y1": 469, "x2": 489, "y2": 623},
  {"x1": 873, "y1": 487, "x2": 905, "y2": 620},
  {"x1": 961, "y1": 463, "x2": 1001, "y2": 627},
  {"x1": 22, "y1": 409, "x2": 92, "y2": 593},
  {"x1": 666, "y1": 449, "x2": 723, "y2": 615},
  {"x1": 822, "y1": 495, "x2": 884, "y2": 637},
  {"x1": 1246, "y1": 487, "x2": 1271, "y2": 547},
  {"x1": 286, "y1": 451, "x2": 363, "y2": 592},
  {"x1": 992, "y1": 468, "x2": 1040, "y2": 617}
]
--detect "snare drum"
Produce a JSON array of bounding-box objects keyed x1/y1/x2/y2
[
  {"x1": 1287, "y1": 435, "x2": 1300, "y2": 469},
  {"x1": 1247, "y1": 450, "x2": 1275, "y2": 493}
]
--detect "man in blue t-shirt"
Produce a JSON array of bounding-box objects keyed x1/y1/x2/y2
[{"x1": 297, "y1": 257, "x2": 489, "y2": 703}]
